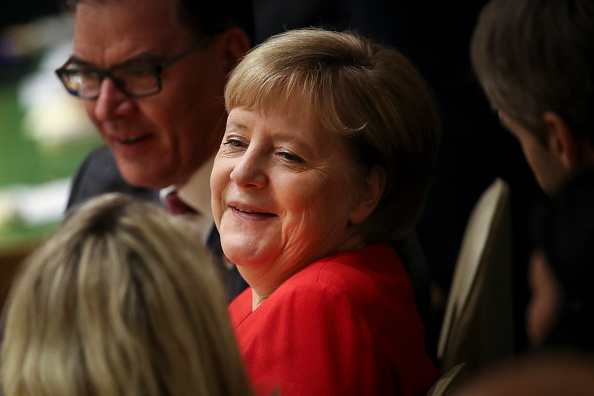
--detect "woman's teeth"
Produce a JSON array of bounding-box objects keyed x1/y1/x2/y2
[{"x1": 234, "y1": 206, "x2": 262, "y2": 214}]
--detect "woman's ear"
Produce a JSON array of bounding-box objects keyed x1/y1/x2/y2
[
  {"x1": 544, "y1": 111, "x2": 579, "y2": 170},
  {"x1": 217, "y1": 27, "x2": 251, "y2": 73},
  {"x1": 349, "y1": 165, "x2": 387, "y2": 225}
]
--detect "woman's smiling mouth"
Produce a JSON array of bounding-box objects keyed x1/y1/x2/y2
[{"x1": 231, "y1": 206, "x2": 276, "y2": 217}]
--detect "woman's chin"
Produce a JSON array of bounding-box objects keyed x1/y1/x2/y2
[{"x1": 222, "y1": 237, "x2": 277, "y2": 268}]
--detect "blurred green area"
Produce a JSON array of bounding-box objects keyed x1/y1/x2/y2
[
  {"x1": 0, "y1": 74, "x2": 100, "y2": 251},
  {"x1": 0, "y1": 80, "x2": 100, "y2": 186},
  {"x1": 0, "y1": 81, "x2": 37, "y2": 185}
]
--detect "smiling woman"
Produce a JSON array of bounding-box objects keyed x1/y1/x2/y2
[
  {"x1": 211, "y1": 28, "x2": 442, "y2": 396},
  {"x1": 213, "y1": 97, "x2": 371, "y2": 289}
]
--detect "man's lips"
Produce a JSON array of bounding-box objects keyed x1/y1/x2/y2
[
  {"x1": 114, "y1": 135, "x2": 151, "y2": 144},
  {"x1": 106, "y1": 133, "x2": 155, "y2": 158}
]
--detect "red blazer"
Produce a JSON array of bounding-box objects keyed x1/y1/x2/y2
[{"x1": 229, "y1": 243, "x2": 439, "y2": 396}]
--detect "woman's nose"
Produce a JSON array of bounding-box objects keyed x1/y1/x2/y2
[
  {"x1": 92, "y1": 78, "x2": 135, "y2": 121},
  {"x1": 230, "y1": 149, "x2": 268, "y2": 189}
]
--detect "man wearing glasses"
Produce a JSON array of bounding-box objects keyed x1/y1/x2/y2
[{"x1": 58, "y1": 0, "x2": 253, "y2": 300}]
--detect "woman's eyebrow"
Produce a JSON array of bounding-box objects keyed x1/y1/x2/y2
[{"x1": 226, "y1": 121, "x2": 248, "y2": 133}]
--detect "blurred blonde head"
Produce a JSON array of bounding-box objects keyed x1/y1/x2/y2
[{"x1": 1, "y1": 193, "x2": 253, "y2": 396}]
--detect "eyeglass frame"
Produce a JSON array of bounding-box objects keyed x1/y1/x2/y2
[{"x1": 55, "y1": 33, "x2": 218, "y2": 100}]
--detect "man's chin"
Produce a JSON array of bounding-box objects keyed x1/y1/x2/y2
[{"x1": 120, "y1": 168, "x2": 170, "y2": 190}]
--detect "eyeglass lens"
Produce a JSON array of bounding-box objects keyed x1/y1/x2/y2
[{"x1": 60, "y1": 66, "x2": 161, "y2": 99}]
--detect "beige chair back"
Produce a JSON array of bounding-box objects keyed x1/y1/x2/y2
[
  {"x1": 425, "y1": 362, "x2": 468, "y2": 396},
  {"x1": 437, "y1": 178, "x2": 513, "y2": 372}
]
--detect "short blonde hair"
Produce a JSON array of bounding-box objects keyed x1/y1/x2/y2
[
  {"x1": 226, "y1": 28, "x2": 441, "y2": 241},
  {"x1": 1, "y1": 194, "x2": 253, "y2": 396}
]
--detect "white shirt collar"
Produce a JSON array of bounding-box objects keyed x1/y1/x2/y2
[{"x1": 177, "y1": 155, "x2": 215, "y2": 223}]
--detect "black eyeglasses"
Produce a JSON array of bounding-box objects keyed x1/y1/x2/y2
[{"x1": 55, "y1": 35, "x2": 215, "y2": 100}]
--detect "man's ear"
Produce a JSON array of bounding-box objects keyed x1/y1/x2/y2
[
  {"x1": 544, "y1": 111, "x2": 579, "y2": 170},
  {"x1": 217, "y1": 27, "x2": 251, "y2": 73},
  {"x1": 349, "y1": 165, "x2": 387, "y2": 225}
]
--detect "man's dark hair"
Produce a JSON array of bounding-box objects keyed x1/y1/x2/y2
[
  {"x1": 176, "y1": 0, "x2": 254, "y2": 43},
  {"x1": 64, "y1": 0, "x2": 255, "y2": 44},
  {"x1": 471, "y1": 0, "x2": 594, "y2": 146}
]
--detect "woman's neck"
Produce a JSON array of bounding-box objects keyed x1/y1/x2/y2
[
  {"x1": 239, "y1": 260, "x2": 308, "y2": 310},
  {"x1": 240, "y1": 233, "x2": 367, "y2": 311},
  {"x1": 252, "y1": 288, "x2": 267, "y2": 310}
]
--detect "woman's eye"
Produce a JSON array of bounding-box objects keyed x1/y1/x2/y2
[
  {"x1": 223, "y1": 138, "x2": 245, "y2": 148},
  {"x1": 277, "y1": 151, "x2": 303, "y2": 163}
]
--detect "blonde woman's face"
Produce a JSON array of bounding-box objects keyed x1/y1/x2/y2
[{"x1": 211, "y1": 100, "x2": 368, "y2": 280}]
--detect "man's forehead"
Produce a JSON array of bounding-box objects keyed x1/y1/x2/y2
[
  {"x1": 72, "y1": 0, "x2": 194, "y2": 66},
  {"x1": 72, "y1": 0, "x2": 184, "y2": 37}
]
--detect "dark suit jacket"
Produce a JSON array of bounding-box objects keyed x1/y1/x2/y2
[
  {"x1": 67, "y1": 145, "x2": 248, "y2": 300},
  {"x1": 67, "y1": 145, "x2": 160, "y2": 210}
]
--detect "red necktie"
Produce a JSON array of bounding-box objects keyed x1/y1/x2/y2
[{"x1": 165, "y1": 191, "x2": 197, "y2": 215}]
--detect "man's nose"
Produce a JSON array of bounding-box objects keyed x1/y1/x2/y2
[{"x1": 92, "y1": 78, "x2": 134, "y2": 121}]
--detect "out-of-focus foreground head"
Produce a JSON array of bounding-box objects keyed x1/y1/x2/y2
[
  {"x1": 0, "y1": 193, "x2": 253, "y2": 396},
  {"x1": 452, "y1": 352, "x2": 594, "y2": 396}
]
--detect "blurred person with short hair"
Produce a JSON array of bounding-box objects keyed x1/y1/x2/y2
[{"x1": 1, "y1": 193, "x2": 254, "y2": 396}]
